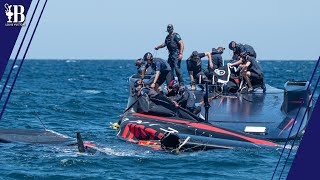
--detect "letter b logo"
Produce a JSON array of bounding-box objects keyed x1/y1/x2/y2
[
  {"x1": 4, "y1": 4, "x2": 25, "y2": 23},
  {"x1": 13, "y1": 5, "x2": 25, "y2": 23}
]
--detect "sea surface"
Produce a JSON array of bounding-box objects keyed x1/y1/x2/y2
[{"x1": 0, "y1": 60, "x2": 319, "y2": 180}]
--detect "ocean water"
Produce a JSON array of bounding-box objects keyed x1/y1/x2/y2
[{"x1": 0, "y1": 60, "x2": 319, "y2": 180}]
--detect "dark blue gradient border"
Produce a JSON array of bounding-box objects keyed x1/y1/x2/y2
[
  {"x1": 288, "y1": 57, "x2": 320, "y2": 179},
  {"x1": 0, "y1": 0, "x2": 32, "y2": 81}
]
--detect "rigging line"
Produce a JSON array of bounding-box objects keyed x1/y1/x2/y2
[
  {"x1": 34, "y1": 111, "x2": 47, "y2": 130},
  {"x1": 122, "y1": 94, "x2": 142, "y2": 114},
  {"x1": 279, "y1": 75, "x2": 320, "y2": 180},
  {"x1": 0, "y1": 0, "x2": 41, "y2": 102},
  {"x1": 0, "y1": 0, "x2": 48, "y2": 121},
  {"x1": 154, "y1": 50, "x2": 158, "y2": 59},
  {"x1": 271, "y1": 57, "x2": 320, "y2": 180}
]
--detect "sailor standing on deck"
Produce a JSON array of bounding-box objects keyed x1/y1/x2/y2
[
  {"x1": 141, "y1": 52, "x2": 173, "y2": 90},
  {"x1": 155, "y1": 24, "x2": 185, "y2": 85}
]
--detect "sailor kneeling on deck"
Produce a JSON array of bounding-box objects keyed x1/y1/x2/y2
[{"x1": 228, "y1": 53, "x2": 266, "y2": 93}]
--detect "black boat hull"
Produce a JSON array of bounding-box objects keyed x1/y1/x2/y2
[
  {"x1": 117, "y1": 112, "x2": 279, "y2": 151},
  {"x1": 125, "y1": 74, "x2": 312, "y2": 142}
]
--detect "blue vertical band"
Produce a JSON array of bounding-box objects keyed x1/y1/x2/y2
[
  {"x1": 287, "y1": 95, "x2": 320, "y2": 179},
  {"x1": 0, "y1": 0, "x2": 32, "y2": 81}
]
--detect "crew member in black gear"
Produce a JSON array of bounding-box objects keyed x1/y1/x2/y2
[
  {"x1": 228, "y1": 53, "x2": 266, "y2": 92},
  {"x1": 210, "y1": 47, "x2": 224, "y2": 69},
  {"x1": 141, "y1": 52, "x2": 173, "y2": 91},
  {"x1": 229, "y1": 41, "x2": 256, "y2": 60},
  {"x1": 155, "y1": 24, "x2": 184, "y2": 85},
  {"x1": 166, "y1": 80, "x2": 201, "y2": 114},
  {"x1": 203, "y1": 47, "x2": 224, "y2": 80},
  {"x1": 186, "y1": 51, "x2": 212, "y2": 91},
  {"x1": 133, "y1": 79, "x2": 145, "y2": 96}
]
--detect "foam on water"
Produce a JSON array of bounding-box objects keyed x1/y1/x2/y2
[{"x1": 81, "y1": 90, "x2": 101, "y2": 94}]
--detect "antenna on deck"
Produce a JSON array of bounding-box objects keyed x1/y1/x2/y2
[{"x1": 204, "y1": 82, "x2": 210, "y2": 122}]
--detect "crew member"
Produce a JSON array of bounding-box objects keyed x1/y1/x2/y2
[
  {"x1": 228, "y1": 41, "x2": 256, "y2": 60},
  {"x1": 141, "y1": 52, "x2": 173, "y2": 90},
  {"x1": 211, "y1": 47, "x2": 224, "y2": 69},
  {"x1": 155, "y1": 24, "x2": 184, "y2": 85},
  {"x1": 186, "y1": 51, "x2": 213, "y2": 90},
  {"x1": 228, "y1": 53, "x2": 265, "y2": 92},
  {"x1": 134, "y1": 80, "x2": 144, "y2": 96},
  {"x1": 166, "y1": 80, "x2": 200, "y2": 114},
  {"x1": 135, "y1": 58, "x2": 153, "y2": 75},
  {"x1": 203, "y1": 47, "x2": 225, "y2": 82}
]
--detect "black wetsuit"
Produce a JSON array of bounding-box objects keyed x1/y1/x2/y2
[
  {"x1": 165, "y1": 32, "x2": 184, "y2": 84},
  {"x1": 243, "y1": 44, "x2": 256, "y2": 58},
  {"x1": 205, "y1": 49, "x2": 224, "y2": 79},
  {"x1": 145, "y1": 58, "x2": 173, "y2": 86},
  {"x1": 210, "y1": 49, "x2": 223, "y2": 70},
  {"x1": 186, "y1": 53, "x2": 208, "y2": 84},
  {"x1": 244, "y1": 57, "x2": 266, "y2": 91}
]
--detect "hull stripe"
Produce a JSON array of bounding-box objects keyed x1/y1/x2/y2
[{"x1": 133, "y1": 113, "x2": 278, "y2": 147}]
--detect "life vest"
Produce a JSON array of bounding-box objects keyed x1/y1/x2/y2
[
  {"x1": 165, "y1": 33, "x2": 179, "y2": 53},
  {"x1": 243, "y1": 44, "x2": 257, "y2": 58},
  {"x1": 187, "y1": 59, "x2": 202, "y2": 75}
]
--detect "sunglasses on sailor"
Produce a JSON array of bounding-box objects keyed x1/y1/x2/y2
[{"x1": 193, "y1": 56, "x2": 200, "y2": 60}]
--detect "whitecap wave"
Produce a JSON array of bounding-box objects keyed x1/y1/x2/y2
[
  {"x1": 82, "y1": 90, "x2": 101, "y2": 94},
  {"x1": 96, "y1": 147, "x2": 138, "y2": 156},
  {"x1": 68, "y1": 78, "x2": 76, "y2": 81},
  {"x1": 66, "y1": 60, "x2": 77, "y2": 63},
  {"x1": 277, "y1": 144, "x2": 299, "y2": 150}
]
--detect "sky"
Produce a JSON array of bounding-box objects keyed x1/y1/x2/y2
[{"x1": 24, "y1": 0, "x2": 320, "y2": 60}]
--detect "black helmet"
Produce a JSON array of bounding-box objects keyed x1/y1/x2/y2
[
  {"x1": 229, "y1": 41, "x2": 236, "y2": 50},
  {"x1": 135, "y1": 58, "x2": 143, "y2": 66},
  {"x1": 143, "y1": 52, "x2": 153, "y2": 61},
  {"x1": 167, "y1": 24, "x2": 174, "y2": 33},
  {"x1": 191, "y1": 51, "x2": 199, "y2": 57},
  {"x1": 217, "y1": 47, "x2": 225, "y2": 53}
]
